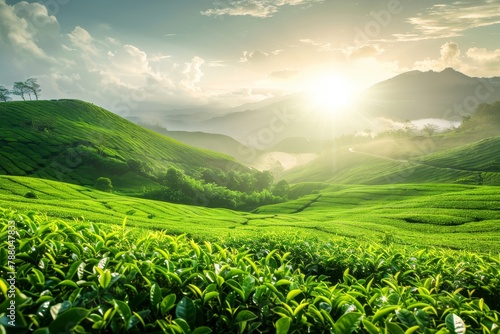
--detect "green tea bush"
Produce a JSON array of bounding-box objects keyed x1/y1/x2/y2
[
  {"x1": 24, "y1": 191, "x2": 37, "y2": 199},
  {"x1": 0, "y1": 209, "x2": 498, "y2": 333},
  {"x1": 94, "y1": 177, "x2": 113, "y2": 192}
]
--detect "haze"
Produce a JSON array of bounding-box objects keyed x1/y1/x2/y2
[{"x1": 1, "y1": 0, "x2": 499, "y2": 117}]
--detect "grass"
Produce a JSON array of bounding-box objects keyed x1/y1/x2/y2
[
  {"x1": 0, "y1": 100, "x2": 249, "y2": 193},
  {"x1": 1, "y1": 175, "x2": 499, "y2": 253},
  {"x1": 282, "y1": 135, "x2": 500, "y2": 185}
]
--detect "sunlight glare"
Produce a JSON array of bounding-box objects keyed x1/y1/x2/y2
[{"x1": 307, "y1": 74, "x2": 356, "y2": 111}]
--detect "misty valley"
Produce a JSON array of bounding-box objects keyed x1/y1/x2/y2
[{"x1": 1, "y1": 0, "x2": 500, "y2": 332}]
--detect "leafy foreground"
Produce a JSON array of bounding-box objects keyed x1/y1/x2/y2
[{"x1": 1, "y1": 209, "x2": 499, "y2": 333}]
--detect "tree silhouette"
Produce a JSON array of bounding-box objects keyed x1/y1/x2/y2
[
  {"x1": 13, "y1": 82, "x2": 27, "y2": 101},
  {"x1": 422, "y1": 123, "x2": 440, "y2": 137},
  {"x1": 24, "y1": 78, "x2": 41, "y2": 100},
  {"x1": 0, "y1": 86, "x2": 11, "y2": 102}
]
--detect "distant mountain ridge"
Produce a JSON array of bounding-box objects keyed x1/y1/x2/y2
[
  {"x1": 159, "y1": 68, "x2": 500, "y2": 146},
  {"x1": 358, "y1": 68, "x2": 500, "y2": 121}
]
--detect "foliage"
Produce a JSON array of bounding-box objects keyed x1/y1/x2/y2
[
  {"x1": 23, "y1": 78, "x2": 41, "y2": 100},
  {"x1": 272, "y1": 180, "x2": 290, "y2": 198},
  {"x1": 459, "y1": 102, "x2": 500, "y2": 131},
  {"x1": 0, "y1": 86, "x2": 11, "y2": 102},
  {"x1": 94, "y1": 177, "x2": 113, "y2": 192},
  {"x1": 1, "y1": 175, "x2": 500, "y2": 253},
  {"x1": 146, "y1": 167, "x2": 284, "y2": 210},
  {"x1": 24, "y1": 191, "x2": 37, "y2": 199},
  {"x1": 422, "y1": 123, "x2": 440, "y2": 136},
  {"x1": 0, "y1": 100, "x2": 256, "y2": 197},
  {"x1": 0, "y1": 209, "x2": 499, "y2": 333},
  {"x1": 12, "y1": 82, "x2": 28, "y2": 101}
]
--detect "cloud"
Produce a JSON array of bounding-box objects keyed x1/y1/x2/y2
[
  {"x1": 68, "y1": 26, "x2": 98, "y2": 56},
  {"x1": 466, "y1": 47, "x2": 500, "y2": 72},
  {"x1": 0, "y1": 0, "x2": 55, "y2": 61},
  {"x1": 401, "y1": 1, "x2": 500, "y2": 41},
  {"x1": 240, "y1": 49, "x2": 269, "y2": 63},
  {"x1": 179, "y1": 56, "x2": 206, "y2": 95},
  {"x1": 440, "y1": 42, "x2": 461, "y2": 66},
  {"x1": 269, "y1": 68, "x2": 299, "y2": 79},
  {"x1": 299, "y1": 38, "x2": 333, "y2": 51},
  {"x1": 413, "y1": 42, "x2": 462, "y2": 72},
  {"x1": 343, "y1": 44, "x2": 384, "y2": 59},
  {"x1": 411, "y1": 42, "x2": 500, "y2": 77},
  {"x1": 201, "y1": 0, "x2": 324, "y2": 18}
]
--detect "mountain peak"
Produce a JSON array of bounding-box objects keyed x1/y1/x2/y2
[{"x1": 439, "y1": 67, "x2": 470, "y2": 78}]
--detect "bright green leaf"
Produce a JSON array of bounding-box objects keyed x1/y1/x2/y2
[
  {"x1": 235, "y1": 310, "x2": 258, "y2": 324},
  {"x1": 276, "y1": 317, "x2": 292, "y2": 334},
  {"x1": 446, "y1": 314, "x2": 466, "y2": 334},
  {"x1": 334, "y1": 312, "x2": 363, "y2": 334}
]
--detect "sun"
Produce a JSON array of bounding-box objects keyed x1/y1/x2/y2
[{"x1": 307, "y1": 74, "x2": 356, "y2": 110}]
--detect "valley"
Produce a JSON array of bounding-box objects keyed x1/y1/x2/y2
[{"x1": 1, "y1": 71, "x2": 499, "y2": 333}]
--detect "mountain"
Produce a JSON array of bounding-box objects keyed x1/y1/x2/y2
[
  {"x1": 358, "y1": 68, "x2": 500, "y2": 121},
  {"x1": 0, "y1": 100, "x2": 252, "y2": 192},
  {"x1": 137, "y1": 123, "x2": 254, "y2": 162},
  {"x1": 158, "y1": 68, "x2": 500, "y2": 149}
]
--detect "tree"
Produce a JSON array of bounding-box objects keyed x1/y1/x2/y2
[
  {"x1": 94, "y1": 177, "x2": 113, "y2": 192},
  {"x1": 255, "y1": 170, "x2": 273, "y2": 191},
  {"x1": 24, "y1": 78, "x2": 41, "y2": 100},
  {"x1": 0, "y1": 86, "x2": 11, "y2": 102},
  {"x1": 422, "y1": 123, "x2": 440, "y2": 137},
  {"x1": 272, "y1": 179, "x2": 290, "y2": 198},
  {"x1": 13, "y1": 82, "x2": 27, "y2": 101},
  {"x1": 403, "y1": 120, "x2": 417, "y2": 136},
  {"x1": 164, "y1": 167, "x2": 184, "y2": 190}
]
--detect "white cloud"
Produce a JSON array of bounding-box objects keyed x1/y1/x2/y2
[
  {"x1": 0, "y1": 0, "x2": 217, "y2": 110},
  {"x1": 299, "y1": 38, "x2": 333, "y2": 51},
  {"x1": 401, "y1": 1, "x2": 500, "y2": 41},
  {"x1": 343, "y1": 44, "x2": 384, "y2": 60},
  {"x1": 440, "y1": 42, "x2": 461, "y2": 66},
  {"x1": 0, "y1": 0, "x2": 55, "y2": 61},
  {"x1": 68, "y1": 26, "x2": 98, "y2": 55},
  {"x1": 240, "y1": 49, "x2": 270, "y2": 63},
  {"x1": 466, "y1": 48, "x2": 500, "y2": 72},
  {"x1": 180, "y1": 56, "x2": 205, "y2": 92},
  {"x1": 412, "y1": 42, "x2": 500, "y2": 77},
  {"x1": 201, "y1": 0, "x2": 324, "y2": 18},
  {"x1": 414, "y1": 42, "x2": 462, "y2": 72}
]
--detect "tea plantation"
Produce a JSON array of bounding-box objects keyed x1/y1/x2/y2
[{"x1": 1, "y1": 208, "x2": 499, "y2": 333}]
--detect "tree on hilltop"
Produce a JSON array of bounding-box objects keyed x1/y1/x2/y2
[
  {"x1": 0, "y1": 86, "x2": 11, "y2": 102},
  {"x1": 12, "y1": 78, "x2": 42, "y2": 101},
  {"x1": 24, "y1": 78, "x2": 41, "y2": 100},
  {"x1": 13, "y1": 82, "x2": 27, "y2": 101}
]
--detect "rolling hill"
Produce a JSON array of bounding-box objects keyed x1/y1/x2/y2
[
  {"x1": 0, "y1": 100, "x2": 252, "y2": 193},
  {"x1": 281, "y1": 135, "x2": 500, "y2": 185},
  {"x1": 137, "y1": 123, "x2": 253, "y2": 162},
  {"x1": 281, "y1": 101, "x2": 500, "y2": 185},
  {"x1": 1, "y1": 175, "x2": 499, "y2": 252}
]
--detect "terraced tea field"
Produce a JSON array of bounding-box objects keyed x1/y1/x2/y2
[
  {"x1": 1, "y1": 208, "x2": 499, "y2": 333},
  {"x1": 1, "y1": 176, "x2": 499, "y2": 253}
]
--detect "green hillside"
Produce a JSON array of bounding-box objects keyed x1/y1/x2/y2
[
  {"x1": 139, "y1": 123, "x2": 252, "y2": 162},
  {"x1": 0, "y1": 100, "x2": 250, "y2": 193},
  {"x1": 415, "y1": 136, "x2": 500, "y2": 172},
  {"x1": 1, "y1": 175, "x2": 499, "y2": 253}
]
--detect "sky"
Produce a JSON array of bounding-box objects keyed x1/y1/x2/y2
[{"x1": 1, "y1": 0, "x2": 500, "y2": 115}]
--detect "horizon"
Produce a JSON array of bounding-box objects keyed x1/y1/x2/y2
[{"x1": 1, "y1": 0, "x2": 500, "y2": 115}]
